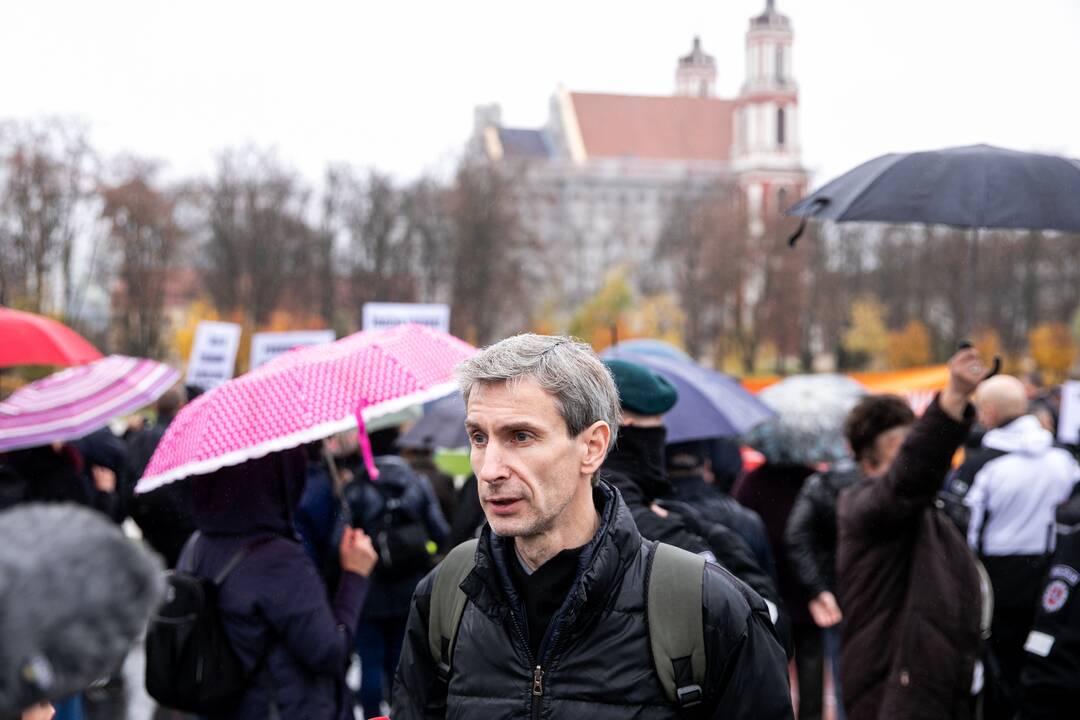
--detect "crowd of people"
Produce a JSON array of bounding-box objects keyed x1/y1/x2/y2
[{"x1": 1, "y1": 334, "x2": 1079, "y2": 720}]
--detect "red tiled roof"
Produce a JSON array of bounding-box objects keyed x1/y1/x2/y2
[{"x1": 570, "y1": 92, "x2": 736, "y2": 162}]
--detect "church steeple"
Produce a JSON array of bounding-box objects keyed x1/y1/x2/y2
[
  {"x1": 675, "y1": 36, "x2": 717, "y2": 98},
  {"x1": 745, "y1": 0, "x2": 794, "y2": 92},
  {"x1": 732, "y1": 0, "x2": 803, "y2": 230}
]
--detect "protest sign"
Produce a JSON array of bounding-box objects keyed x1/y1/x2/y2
[
  {"x1": 250, "y1": 330, "x2": 336, "y2": 370},
  {"x1": 186, "y1": 321, "x2": 242, "y2": 390},
  {"x1": 362, "y1": 302, "x2": 450, "y2": 333},
  {"x1": 1058, "y1": 380, "x2": 1080, "y2": 446}
]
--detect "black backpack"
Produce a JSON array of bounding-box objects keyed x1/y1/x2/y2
[
  {"x1": 145, "y1": 533, "x2": 274, "y2": 714},
  {"x1": 370, "y1": 481, "x2": 433, "y2": 579}
]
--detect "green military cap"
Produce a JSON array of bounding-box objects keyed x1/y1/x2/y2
[{"x1": 603, "y1": 359, "x2": 678, "y2": 416}]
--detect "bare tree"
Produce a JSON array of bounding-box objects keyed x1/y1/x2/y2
[
  {"x1": 447, "y1": 158, "x2": 533, "y2": 345},
  {"x1": 0, "y1": 118, "x2": 96, "y2": 316},
  {"x1": 324, "y1": 165, "x2": 417, "y2": 322},
  {"x1": 401, "y1": 176, "x2": 452, "y2": 303},
  {"x1": 200, "y1": 149, "x2": 311, "y2": 326},
  {"x1": 100, "y1": 159, "x2": 183, "y2": 358}
]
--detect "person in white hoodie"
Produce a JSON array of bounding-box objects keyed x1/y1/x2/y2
[{"x1": 956, "y1": 374, "x2": 1080, "y2": 720}]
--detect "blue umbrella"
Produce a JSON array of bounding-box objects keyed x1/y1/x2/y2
[
  {"x1": 397, "y1": 393, "x2": 467, "y2": 451},
  {"x1": 607, "y1": 339, "x2": 694, "y2": 364},
  {"x1": 603, "y1": 351, "x2": 774, "y2": 443},
  {"x1": 787, "y1": 144, "x2": 1080, "y2": 244}
]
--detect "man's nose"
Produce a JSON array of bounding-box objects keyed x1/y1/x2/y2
[{"x1": 476, "y1": 442, "x2": 509, "y2": 483}]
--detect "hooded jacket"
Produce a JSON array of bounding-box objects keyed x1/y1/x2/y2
[
  {"x1": 837, "y1": 397, "x2": 983, "y2": 720},
  {"x1": 962, "y1": 415, "x2": 1080, "y2": 558},
  {"x1": 392, "y1": 481, "x2": 793, "y2": 719},
  {"x1": 180, "y1": 448, "x2": 369, "y2": 720}
]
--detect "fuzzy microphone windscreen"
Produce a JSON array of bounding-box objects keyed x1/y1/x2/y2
[{"x1": 0, "y1": 503, "x2": 164, "y2": 717}]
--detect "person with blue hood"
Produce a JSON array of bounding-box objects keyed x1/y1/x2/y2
[{"x1": 178, "y1": 446, "x2": 377, "y2": 720}]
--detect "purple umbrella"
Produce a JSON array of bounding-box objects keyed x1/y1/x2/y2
[
  {"x1": 602, "y1": 351, "x2": 774, "y2": 443},
  {"x1": 0, "y1": 355, "x2": 180, "y2": 452}
]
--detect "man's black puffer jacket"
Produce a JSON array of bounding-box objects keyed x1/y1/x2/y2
[{"x1": 392, "y1": 481, "x2": 793, "y2": 719}]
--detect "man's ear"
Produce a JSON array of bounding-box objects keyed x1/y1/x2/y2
[{"x1": 579, "y1": 421, "x2": 611, "y2": 475}]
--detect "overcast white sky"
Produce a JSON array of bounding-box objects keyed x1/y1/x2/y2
[{"x1": 4, "y1": 0, "x2": 1079, "y2": 189}]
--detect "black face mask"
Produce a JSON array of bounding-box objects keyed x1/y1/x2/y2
[{"x1": 604, "y1": 425, "x2": 672, "y2": 501}]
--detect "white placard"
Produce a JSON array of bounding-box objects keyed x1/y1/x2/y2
[
  {"x1": 1057, "y1": 380, "x2": 1080, "y2": 446},
  {"x1": 186, "y1": 321, "x2": 242, "y2": 390},
  {"x1": 362, "y1": 302, "x2": 450, "y2": 333},
  {"x1": 250, "y1": 330, "x2": 336, "y2": 370}
]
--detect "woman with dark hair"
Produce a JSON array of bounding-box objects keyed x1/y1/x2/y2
[{"x1": 179, "y1": 447, "x2": 377, "y2": 720}]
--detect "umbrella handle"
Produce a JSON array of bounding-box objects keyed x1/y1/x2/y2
[
  {"x1": 787, "y1": 197, "x2": 829, "y2": 247},
  {"x1": 355, "y1": 409, "x2": 380, "y2": 481}
]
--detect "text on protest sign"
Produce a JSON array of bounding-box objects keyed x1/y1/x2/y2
[
  {"x1": 362, "y1": 302, "x2": 450, "y2": 333},
  {"x1": 186, "y1": 321, "x2": 242, "y2": 390},
  {"x1": 250, "y1": 330, "x2": 336, "y2": 370}
]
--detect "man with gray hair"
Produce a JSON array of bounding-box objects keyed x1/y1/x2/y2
[
  {"x1": 954, "y1": 374, "x2": 1080, "y2": 719},
  {"x1": 393, "y1": 334, "x2": 792, "y2": 719}
]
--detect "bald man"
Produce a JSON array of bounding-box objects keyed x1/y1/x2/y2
[{"x1": 956, "y1": 375, "x2": 1080, "y2": 719}]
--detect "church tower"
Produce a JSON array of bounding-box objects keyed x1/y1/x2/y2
[
  {"x1": 675, "y1": 36, "x2": 717, "y2": 98},
  {"x1": 732, "y1": 0, "x2": 805, "y2": 233}
]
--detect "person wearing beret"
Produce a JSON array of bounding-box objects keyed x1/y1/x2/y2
[{"x1": 599, "y1": 359, "x2": 791, "y2": 651}]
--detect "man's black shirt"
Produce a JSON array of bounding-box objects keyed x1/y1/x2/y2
[{"x1": 509, "y1": 541, "x2": 586, "y2": 658}]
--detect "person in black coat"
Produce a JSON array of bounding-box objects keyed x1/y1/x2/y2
[
  {"x1": 126, "y1": 387, "x2": 195, "y2": 567},
  {"x1": 392, "y1": 334, "x2": 792, "y2": 719},
  {"x1": 667, "y1": 438, "x2": 778, "y2": 582},
  {"x1": 599, "y1": 361, "x2": 788, "y2": 644},
  {"x1": 1021, "y1": 482, "x2": 1080, "y2": 718}
]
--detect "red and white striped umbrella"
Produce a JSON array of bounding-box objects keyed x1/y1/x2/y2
[
  {"x1": 136, "y1": 324, "x2": 475, "y2": 494},
  {"x1": 0, "y1": 355, "x2": 181, "y2": 452}
]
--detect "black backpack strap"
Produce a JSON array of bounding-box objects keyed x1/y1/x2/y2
[
  {"x1": 177, "y1": 530, "x2": 202, "y2": 573},
  {"x1": 647, "y1": 542, "x2": 706, "y2": 710},
  {"x1": 213, "y1": 534, "x2": 278, "y2": 586}
]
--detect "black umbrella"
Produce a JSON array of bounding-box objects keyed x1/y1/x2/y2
[
  {"x1": 786, "y1": 144, "x2": 1080, "y2": 334},
  {"x1": 787, "y1": 144, "x2": 1080, "y2": 244}
]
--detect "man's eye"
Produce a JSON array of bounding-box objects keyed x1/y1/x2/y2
[
  {"x1": 513, "y1": 431, "x2": 531, "y2": 442},
  {"x1": 470, "y1": 433, "x2": 487, "y2": 446}
]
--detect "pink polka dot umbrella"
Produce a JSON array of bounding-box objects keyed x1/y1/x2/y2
[{"x1": 136, "y1": 324, "x2": 475, "y2": 494}]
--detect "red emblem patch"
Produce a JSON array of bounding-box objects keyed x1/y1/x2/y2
[{"x1": 1042, "y1": 580, "x2": 1070, "y2": 613}]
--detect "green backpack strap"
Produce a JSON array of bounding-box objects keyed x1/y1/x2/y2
[
  {"x1": 427, "y1": 539, "x2": 478, "y2": 681},
  {"x1": 648, "y1": 542, "x2": 707, "y2": 709}
]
